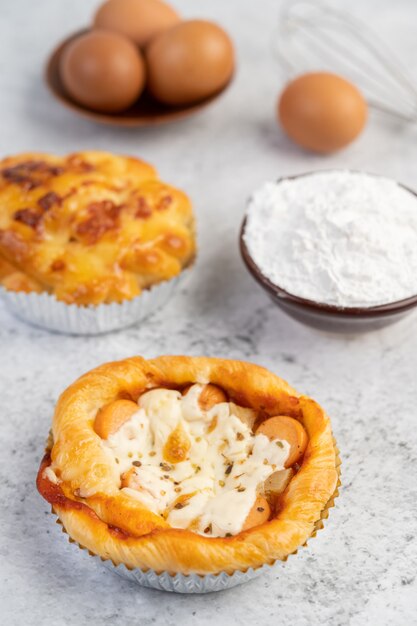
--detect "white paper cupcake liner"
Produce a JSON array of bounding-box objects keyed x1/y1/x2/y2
[
  {"x1": 0, "y1": 272, "x2": 187, "y2": 335},
  {"x1": 53, "y1": 512, "x2": 276, "y2": 593},
  {"x1": 101, "y1": 559, "x2": 273, "y2": 593}
]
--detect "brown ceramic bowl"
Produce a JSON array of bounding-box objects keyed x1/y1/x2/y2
[
  {"x1": 240, "y1": 174, "x2": 417, "y2": 333},
  {"x1": 45, "y1": 29, "x2": 233, "y2": 127}
]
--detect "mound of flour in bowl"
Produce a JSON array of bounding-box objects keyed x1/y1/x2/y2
[{"x1": 243, "y1": 170, "x2": 417, "y2": 308}]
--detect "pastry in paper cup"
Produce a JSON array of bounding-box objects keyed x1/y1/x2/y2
[
  {"x1": 0, "y1": 271, "x2": 188, "y2": 335},
  {"x1": 0, "y1": 151, "x2": 195, "y2": 334},
  {"x1": 37, "y1": 356, "x2": 341, "y2": 591}
]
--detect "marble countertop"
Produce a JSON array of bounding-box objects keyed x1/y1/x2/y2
[{"x1": 1, "y1": 0, "x2": 417, "y2": 624}]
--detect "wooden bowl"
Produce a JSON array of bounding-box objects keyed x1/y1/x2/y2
[{"x1": 45, "y1": 29, "x2": 233, "y2": 127}]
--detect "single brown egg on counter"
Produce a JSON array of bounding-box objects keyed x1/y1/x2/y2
[
  {"x1": 93, "y1": 0, "x2": 180, "y2": 48},
  {"x1": 146, "y1": 19, "x2": 235, "y2": 106},
  {"x1": 60, "y1": 30, "x2": 146, "y2": 113},
  {"x1": 278, "y1": 72, "x2": 367, "y2": 153}
]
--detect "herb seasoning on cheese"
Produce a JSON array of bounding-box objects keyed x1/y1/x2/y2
[
  {"x1": 102, "y1": 385, "x2": 290, "y2": 537},
  {"x1": 244, "y1": 171, "x2": 417, "y2": 307}
]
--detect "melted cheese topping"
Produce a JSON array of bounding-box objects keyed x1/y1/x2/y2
[
  {"x1": 0, "y1": 151, "x2": 195, "y2": 305},
  {"x1": 43, "y1": 466, "x2": 60, "y2": 485},
  {"x1": 103, "y1": 385, "x2": 290, "y2": 537}
]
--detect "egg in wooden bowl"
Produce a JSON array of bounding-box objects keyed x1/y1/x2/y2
[
  {"x1": 93, "y1": 0, "x2": 181, "y2": 47},
  {"x1": 60, "y1": 30, "x2": 146, "y2": 113},
  {"x1": 146, "y1": 19, "x2": 235, "y2": 106},
  {"x1": 46, "y1": 1, "x2": 236, "y2": 125}
]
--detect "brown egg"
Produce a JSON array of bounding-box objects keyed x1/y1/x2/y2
[
  {"x1": 146, "y1": 19, "x2": 235, "y2": 106},
  {"x1": 278, "y1": 72, "x2": 367, "y2": 153},
  {"x1": 60, "y1": 30, "x2": 146, "y2": 113},
  {"x1": 93, "y1": 0, "x2": 180, "y2": 48}
]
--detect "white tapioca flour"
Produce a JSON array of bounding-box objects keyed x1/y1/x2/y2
[{"x1": 243, "y1": 171, "x2": 417, "y2": 308}]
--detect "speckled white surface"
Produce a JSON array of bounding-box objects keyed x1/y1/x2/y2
[{"x1": 0, "y1": 0, "x2": 417, "y2": 624}]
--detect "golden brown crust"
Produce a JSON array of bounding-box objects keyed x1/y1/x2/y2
[
  {"x1": 0, "y1": 152, "x2": 195, "y2": 305},
  {"x1": 0, "y1": 256, "x2": 43, "y2": 293},
  {"x1": 36, "y1": 356, "x2": 339, "y2": 575}
]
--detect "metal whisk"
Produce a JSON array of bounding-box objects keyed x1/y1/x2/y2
[{"x1": 275, "y1": 0, "x2": 417, "y2": 122}]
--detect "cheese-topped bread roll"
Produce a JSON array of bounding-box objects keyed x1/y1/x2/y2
[
  {"x1": 0, "y1": 151, "x2": 195, "y2": 305},
  {"x1": 37, "y1": 356, "x2": 340, "y2": 576}
]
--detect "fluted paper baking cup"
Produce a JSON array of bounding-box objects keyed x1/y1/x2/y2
[
  {"x1": 0, "y1": 272, "x2": 187, "y2": 335},
  {"x1": 51, "y1": 440, "x2": 341, "y2": 594},
  {"x1": 102, "y1": 559, "x2": 273, "y2": 592}
]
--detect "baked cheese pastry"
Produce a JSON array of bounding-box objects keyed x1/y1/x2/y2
[
  {"x1": 37, "y1": 356, "x2": 340, "y2": 576},
  {"x1": 0, "y1": 151, "x2": 195, "y2": 305}
]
